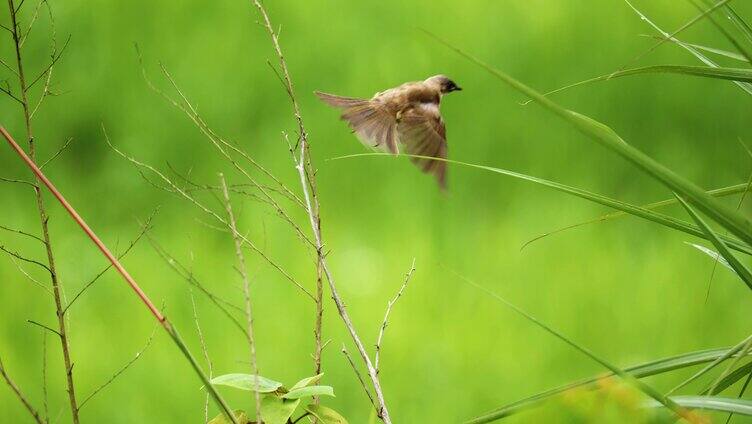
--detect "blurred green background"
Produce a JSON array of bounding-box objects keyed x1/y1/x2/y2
[{"x1": 1, "y1": 0, "x2": 751, "y2": 422}]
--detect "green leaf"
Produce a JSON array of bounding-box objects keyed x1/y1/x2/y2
[
  {"x1": 424, "y1": 30, "x2": 752, "y2": 246},
  {"x1": 623, "y1": 0, "x2": 752, "y2": 96},
  {"x1": 641, "y1": 36, "x2": 749, "y2": 62},
  {"x1": 332, "y1": 154, "x2": 752, "y2": 257},
  {"x1": 466, "y1": 347, "x2": 745, "y2": 422},
  {"x1": 281, "y1": 385, "x2": 335, "y2": 399},
  {"x1": 706, "y1": 361, "x2": 752, "y2": 395},
  {"x1": 454, "y1": 273, "x2": 686, "y2": 424},
  {"x1": 522, "y1": 182, "x2": 751, "y2": 250},
  {"x1": 260, "y1": 395, "x2": 300, "y2": 424},
  {"x1": 290, "y1": 373, "x2": 324, "y2": 391},
  {"x1": 305, "y1": 404, "x2": 349, "y2": 424},
  {"x1": 208, "y1": 410, "x2": 249, "y2": 424},
  {"x1": 676, "y1": 195, "x2": 752, "y2": 291},
  {"x1": 687, "y1": 243, "x2": 734, "y2": 273},
  {"x1": 646, "y1": 396, "x2": 752, "y2": 416},
  {"x1": 533, "y1": 65, "x2": 752, "y2": 101},
  {"x1": 210, "y1": 374, "x2": 283, "y2": 393}
]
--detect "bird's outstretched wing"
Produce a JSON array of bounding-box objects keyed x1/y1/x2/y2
[
  {"x1": 397, "y1": 104, "x2": 448, "y2": 189},
  {"x1": 315, "y1": 91, "x2": 399, "y2": 153}
]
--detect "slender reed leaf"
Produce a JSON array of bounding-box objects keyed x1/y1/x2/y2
[
  {"x1": 646, "y1": 396, "x2": 752, "y2": 416},
  {"x1": 451, "y1": 271, "x2": 689, "y2": 424},
  {"x1": 526, "y1": 66, "x2": 752, "y2": 103},
  {"x1": 675, "y1": 195, "x2": 752, "y2": 290},
  {"x1": 623, "y1": 0, "x2": 752, "y2": 95},
  {"x1": 468, "y1": 347, "x2": 750, "y2": 421},
  {"x1": 422, "y1": 30, "x2": 752, "y2": 248},
  {"x1": 523, "y1": 183, "x2": 750, "y2": 250},
  {"x1": 331, "y1": 153, "x2": 752, "y2": 256}
]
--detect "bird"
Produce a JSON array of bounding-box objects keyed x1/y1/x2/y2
[{"x1": 315, "y1": 74, "x2": 461, "y2": 189}]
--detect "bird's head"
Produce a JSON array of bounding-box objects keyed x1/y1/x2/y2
[{"x1": 425, "y1": 75, "x2": 462, "y2": 95}]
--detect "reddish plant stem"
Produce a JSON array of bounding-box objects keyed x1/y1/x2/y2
[{"x1": 0, "y1": 126, "x2": 240, "y2": 424}]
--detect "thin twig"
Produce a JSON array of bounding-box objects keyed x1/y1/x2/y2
[
  {"x1": 5, "y1": 0, "x2": 79, "y2": 419},
  {"x1": 0, "y1": 223, "x2": 44, "y2": 244},
  {"x1": 341, "y1": 344, "x2": 377, "y2": 410},
  {"x1": 39, "y1": 137, "x2": 73, "y2": 169},
  {"x1": 0, "y1": 355, "x2": 44, "y2": 424},
  {"x1": 78, "y1": 327, "x2": 157, "y2": 410},
  {"x1": 220, "y1": 173, "x2": 261, "y2": 422},
  {"x1": 190, "y1": 290, "x2": 212, "y2": 424},
  {"x1": 104, "y1": 130, "x2": 315, "y2": 300},
  {"x1": 0, "y1": 244, "x2": 52, "y2": 273},
  {"x1": 63, "y1": 211, "x2": 155, "y2": 314},
  {"x1": 144, "y1": 232, "x2": 248, "y2": 335},
  {"x1": 250, "y1": 2, "x2": 392, "y2": 421},
  {"x1": 375, "y1": 259, "x2": 416, "y2": 372},
  {"x1": 27, "y1": 320, "x2": 61, "y2": 337},
  {"x1": 0, "y1": 175, "x2": 36, "y2": 188},
  {"x1": 9, "y1": 256, "x2": 52, "y2": 294},
  {"x1": 41, "y1": 333, "x2": 49, "y2": 424}
]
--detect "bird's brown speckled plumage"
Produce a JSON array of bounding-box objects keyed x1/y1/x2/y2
[{"x1": 316, "y1": 75, "x2": 461, "y2": 189}]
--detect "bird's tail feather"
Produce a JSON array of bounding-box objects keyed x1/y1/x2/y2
[
  {"x1": 314, "y1": 91, "x2": 368, "y2": 108},
  {"x1": 315, "y1": 91, "x2": 398, "y2": 154}
]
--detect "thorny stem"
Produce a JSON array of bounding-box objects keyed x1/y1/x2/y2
[
  {"x1": 220, "y1": 174, "x2": 261, "y2": 422},
  {"x1": 0, "y1": 126, "x2": 241, "y2": 424},
  {"x1": 5, "y1": 0, "x2": 80, "y2": 421},
  {"x1": 250, "y1": 2, "x2": 391, "y2": 421}
]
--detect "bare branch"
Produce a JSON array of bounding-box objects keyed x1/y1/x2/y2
[
  {"x1": 250, "y1": 2, "x2": 392, "y2": 421},
  {"x1": 104, "y1": 129, "x2": 315, "y2": 300},
  {"x1": 78, "y1": 327, "x2": 157, "y2": 410},
  {"x1": 0, "y1": 355, "x2": 44, "y2": 424},
  {"x1": 220, "y1": 173, "x2": 261, "y2": 422},
  {"x1": 375, "y1": 259, "x2": 416, "y2": 372},
  {"x1": 25, "y1": 34, "x2": 69, "y2": 92}
]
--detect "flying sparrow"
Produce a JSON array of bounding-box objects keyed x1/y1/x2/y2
[{"x1": 316, "y1": 75, "x2": 461, "y2": 189}]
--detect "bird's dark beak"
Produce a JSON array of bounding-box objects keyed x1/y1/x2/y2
[{"x1": 453, "y1": 86, "x2": 462, "y2": 91}]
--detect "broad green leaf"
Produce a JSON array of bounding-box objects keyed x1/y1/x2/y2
[
  {"x1": 687, "y1": 243, "x2": 734, "y2": 273},
  {"x1": 646, "y1": 396, "x2": 752, "y2": 416},
  {"x1": 305, "y1": 404, "x2": 348, "y2": 424},
  {"x1": 465, "y1": 347, "x2": 751, "y2": 422},
  {"x1": 208, "y1": 410, "x2": 249, "y2": 424},
  {"x1": 260, "y1": 395, "x2": 300, "y2": 424},
  {"x1": 210, "y1": 374, "x2": 283, "y2": 393},
  {"x1": 290, "y1": 373, "x2": 324, "y2": 391},
  {"x1": 332, "y1": 154, "x2": 752, "y2": 257},
  {"x1": 424, "y1": 31, "x2": 752, "y2": 248},
  {"x1": 281, "y1": 385, "x2": 334, "y2": 399},
  {"x1": 677, "y1": 196, "x2": 752, "y2": 291}
]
